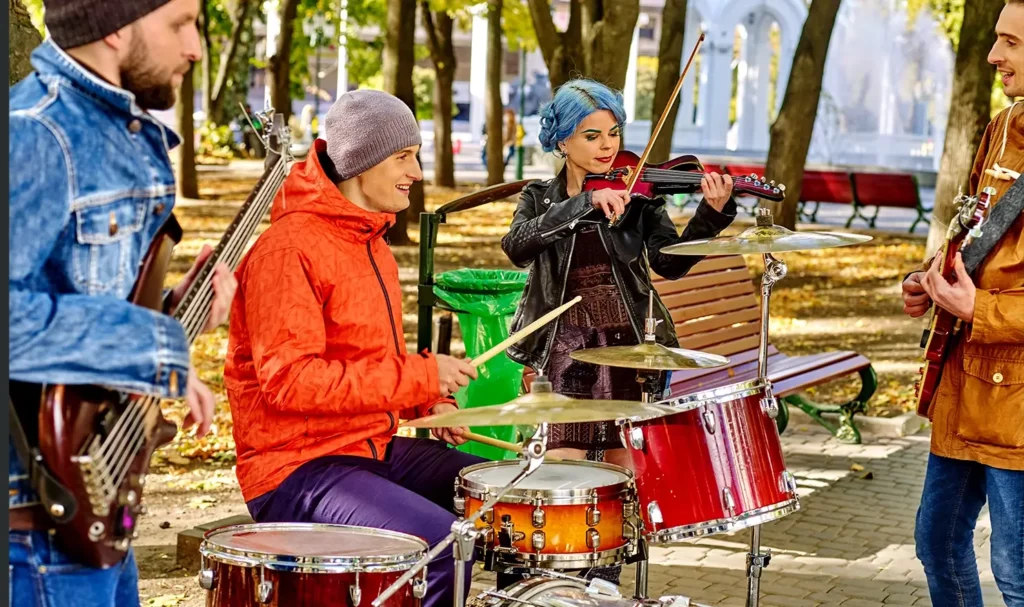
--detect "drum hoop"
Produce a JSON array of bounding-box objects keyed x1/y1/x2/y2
[
  {"x1": 199, "y1": 523, "x2": 427, "y2": 573},
  {"x1": 482, "y1": 543, "x2": 634, "y2": 570},
  {"x1": 458, "y1": 460, "x2": 634, "y2": 504},
  {"x1": 647, "y1": 498, "x2": 800, "y2": 544},
  {"x1": 618, "y1": 377, "x2": 771, "y2": 424}
]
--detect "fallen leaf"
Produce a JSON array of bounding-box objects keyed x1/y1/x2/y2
[
  {"x1": 188, "y1": 495, "x2": 218, "y2": 510},
  {"x1": 850, "y1": 463, "x2": 865, "y2": 472},
  {"x1": 146, "y1": 595, "x2": 185, "y2": 607}
]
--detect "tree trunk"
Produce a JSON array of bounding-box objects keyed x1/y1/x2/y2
[
  {"x1": 266, "y1": 0, "x2": 300, "y2": 124},
  {"x1": 526, "y1": 0, "x2": 583, "y2": 90},
  {"x1": 200, "y1": 0, "x2": 214, "y2": 119},
  {"x1": 176, "y1": 65, "x2": 199, "y2": 199},
  {"x1": 649, "y1": 0, "x2": 688, "y2": 163},
  {"x1": 422, "y1": 4, "x2": 457, "y2": 188},
  {"x1": 763, "y1": 0, "x2": 843, "y2": 230},
  {"x1": 581, "y1": 0, "x2": 640, "y2": 89},
  {"x1": 383, "y1": 0, "x2": 422, "y2": 246},
  {"x1": 486, "y1": 0, "x2": 505, "y2": 186},
  {"x1": 209, "y1": 0, "x2": 253, "y2": 125},
  {"x1": 526, "y1": 0, "x2": 638, "y2": 90},
  {"x1": 10, "y1": 0, "x2": 41, "y2": 86},
  {"x1": 925, "y1": 0, "x2": 1004, "y2": 256}
]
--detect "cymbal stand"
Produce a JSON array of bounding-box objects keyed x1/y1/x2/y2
[
  {"x1": 372, "y1": 422, "x2": 551, "y2": 607},
  {"x1": 747, "y1": 209, "x2": 788, "y2": 607}
]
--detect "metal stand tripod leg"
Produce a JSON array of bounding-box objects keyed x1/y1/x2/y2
[{"x1": 745, "y1": 252, "x2": 787, "y2": 607}]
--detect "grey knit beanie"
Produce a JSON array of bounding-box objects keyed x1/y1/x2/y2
[
  {"x1": 44, "y1": 0, "x2": 173, "y2": 49},
  {"x1": 324, "y1": 89, "x2": 422, "y2": 180}
]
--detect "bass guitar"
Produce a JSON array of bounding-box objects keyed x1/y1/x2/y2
[
  {"x1": 915, "y1": 186, "x2": 996, "y2": 416},
  {"x1": 9, "y1": 112, "x2": 292, "y2": 568}
]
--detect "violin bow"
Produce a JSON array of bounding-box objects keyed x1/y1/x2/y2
[{"x1": 610, "y1": 31, "x2": 707, "y2": 227}]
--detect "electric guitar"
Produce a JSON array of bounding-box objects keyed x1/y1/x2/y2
[
  {"x1": 915, "y1": 186, "x2": 996, "y2": 417},
  {"x1": 9, "y1": 112, "x2": 292, "y2": 568}
]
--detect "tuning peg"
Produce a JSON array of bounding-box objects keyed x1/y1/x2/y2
[
  {"x1": 770, "y1": 180, "x2": 776, "y2": 186},
  {"x1": 779, "y1": 184, "x2": 787, "y2": 192},
  {"x1": 750, "y1": 173, "x2": 757, "y2": 178}
]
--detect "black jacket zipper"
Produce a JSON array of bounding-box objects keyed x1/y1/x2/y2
[{"x1": 367, "y1": 233, "x2": 400, "y2": 439}]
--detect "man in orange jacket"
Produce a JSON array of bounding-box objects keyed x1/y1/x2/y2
[
  {"x1": 902, "y1": 2, "x2": 1024, "y2": 605},
  {"x1": 224, "y1": 89, "x2": 481, "y2": 607}
]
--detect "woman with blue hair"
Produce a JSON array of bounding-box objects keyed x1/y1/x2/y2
[{"x1": 501, "y1": 78, "x2": 737, "y2": 534}]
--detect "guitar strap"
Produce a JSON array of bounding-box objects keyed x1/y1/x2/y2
[
  {"x1": 8, "y1": 395, "x2": 78, "y2": 523},
  {"x1": 962, "y1": 175, "x2": 1024, "y2": 276}
]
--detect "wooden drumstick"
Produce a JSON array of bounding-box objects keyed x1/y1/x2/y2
[
  {"x1": 462, "y1": 431, "x2": 561, "y2": 461},
  {"x1": 468, "y1": 296, "x2": 583, "y2": 368}
]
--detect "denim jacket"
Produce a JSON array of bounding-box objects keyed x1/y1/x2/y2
[{"x1": 9, "y1": 40, "x2": 191, "y2": 507}]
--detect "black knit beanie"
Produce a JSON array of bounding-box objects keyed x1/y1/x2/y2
[{"x1": 44, "y1": 0, "x2": 174, "y2": 49}]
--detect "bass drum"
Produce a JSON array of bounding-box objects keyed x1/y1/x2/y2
[{"x1": 468, "y1": 575, "x2": 712, "y2": 606}]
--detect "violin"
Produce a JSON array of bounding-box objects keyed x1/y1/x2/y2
[{"x1": 582, "y1": 149, "x2": 786, "y2": 203}]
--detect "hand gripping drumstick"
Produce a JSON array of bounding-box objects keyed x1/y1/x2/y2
[{"x1": 467, "y1": 295, "x2": 582, "y2": 367}]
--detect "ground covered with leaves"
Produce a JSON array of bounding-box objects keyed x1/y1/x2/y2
[{"x1": 138, "y1": 163, "x2": 929, "y2": 606}]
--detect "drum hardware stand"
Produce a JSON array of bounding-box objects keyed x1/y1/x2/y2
[
  {"x1": 746, "y1": 208, "x2": 788, "y2": 607},
  {"x1": 373, "y1": 421, "x2": 551, "y2": 607}
]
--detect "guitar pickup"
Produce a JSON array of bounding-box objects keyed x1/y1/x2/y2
[{"x1": 920, "y1": 329, "x2": 929, "y2": 349}]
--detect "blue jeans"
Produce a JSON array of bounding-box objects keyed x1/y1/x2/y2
[
  {"x1": 915, "y1": 453, "x2": 1024, "y2": 607},
  {"x1": 9, "y1": 530, "x2": 140, "y2": 607}
]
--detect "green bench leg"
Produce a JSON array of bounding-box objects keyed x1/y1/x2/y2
[
  {"x1": 781, "y1": 365, "x2": 878, "y2": 444},
  {"x1": 910, "y1": 205, "x2": 931, "y2": 233},
  {"x1": 844, "y1": 202, "x2": 875, "y2": 229}
]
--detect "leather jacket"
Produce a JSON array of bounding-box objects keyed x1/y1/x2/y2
[{"x1": 501, "y1": 172, "x2": 737, "y2": 371}]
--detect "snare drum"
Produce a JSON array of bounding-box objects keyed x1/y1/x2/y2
[
  {"x1": 455, "y1": 460, "x2": 639, "y2": 569},
  {"x1": 469, "y1": 575, "x2": 713, "y2": 606},
  {"x1": 618, "y1": 378, "x2": 799, "y2": 544},
  {"x1": 198, "y1": 523, "x2": 427, "y2": 606}
]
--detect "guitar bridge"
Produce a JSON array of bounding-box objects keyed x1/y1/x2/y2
[{"x1": 73, "y1": 435, "x2": 116, "y2": 517}]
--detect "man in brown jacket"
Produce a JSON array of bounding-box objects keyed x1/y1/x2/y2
[{"x1": 902, "y1": 2, "x2": 1024, "y2": 605}]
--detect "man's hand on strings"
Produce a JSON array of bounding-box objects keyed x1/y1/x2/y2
[
  {"x1": 701, "y1": 172, "x2": 734, "y2": 212},
  {"x1": 920, "y1": 253, "x2": 976, "y2": 323},
  {"x1": 167, "y1": 244, "x2": 238, "y2": 333}
]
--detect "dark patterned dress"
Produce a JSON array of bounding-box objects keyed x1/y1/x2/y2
[{"x1": 547, "y1": 225, "x2": 641, "y2": 452}]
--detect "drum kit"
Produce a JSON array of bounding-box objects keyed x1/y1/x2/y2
[{"x1": 196, "y1": 207, "x2": 871, "y2": 606}]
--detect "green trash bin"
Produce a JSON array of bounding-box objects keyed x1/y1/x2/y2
[{"x1": 433, "y1": 269, "x2": 528, "y2": 461}]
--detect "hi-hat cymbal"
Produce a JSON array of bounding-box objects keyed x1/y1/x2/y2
[
  {"x1": 662, "y1": 223, "x2": 872, "y2": 256},
  {"x1": 403, "y1": 391, "x2": 678, "y2": 428},
  {"x1": 570, "y1": 342, "x2": 729, "y2": 371}
]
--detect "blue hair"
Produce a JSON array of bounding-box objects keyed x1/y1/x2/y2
[{"x1": 537, "y1": 79, "x2": 627, "y2": 153}]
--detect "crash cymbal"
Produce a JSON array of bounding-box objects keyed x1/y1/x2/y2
[
  {"x1": 661, "y1": 207, "x2": 872, "y2": 256},
  {"x1": 570, "y1": 342, "x2": 729, "y2": 371},
  {"x1": 403, "y1": 390, "x2": 678, "y2": 429}
]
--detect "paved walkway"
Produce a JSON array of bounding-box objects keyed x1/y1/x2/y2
[{"x1": 467, "y1": 423, "x2": 1004, "y2": 606}]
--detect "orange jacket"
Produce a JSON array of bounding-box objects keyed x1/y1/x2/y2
[{"x1": 225, "y1": 140, "x2": 441, "y2": 501}]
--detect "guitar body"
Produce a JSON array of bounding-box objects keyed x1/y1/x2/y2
[
  {"x1": 11, "y1": 216, "x2": 183, "y2": 568},
  {"x1": 915, "y1": 187, "x2": 995, "y2": 417}
]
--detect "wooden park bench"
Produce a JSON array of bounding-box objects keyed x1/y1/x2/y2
[{"x1": 653, "y1": 255, "x2": 878, "y2": 444}]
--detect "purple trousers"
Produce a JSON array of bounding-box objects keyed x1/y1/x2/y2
[{"x1": 247, "y1": 437, "x2": 485, "y2": 607}]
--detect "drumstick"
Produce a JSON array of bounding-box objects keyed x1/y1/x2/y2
[
  {"x1": 468, "y1": 296, "x2": 582, "y2": 368},
  {"x1": 462, "y1": 431, "x2": 562, "y2": 461}
]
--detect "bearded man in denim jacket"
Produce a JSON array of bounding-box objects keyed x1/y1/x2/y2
[{"x1": 9, "y1": 1, "x2": 236, "y2": 605}]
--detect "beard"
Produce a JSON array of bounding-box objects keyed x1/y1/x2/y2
[{"x1": 120, "y1": 32, "x2": 187, "y2": 111}]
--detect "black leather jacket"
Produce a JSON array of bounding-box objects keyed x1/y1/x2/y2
[{"x1": 501, "y1": 174, "x2": 737, "y2": 371}]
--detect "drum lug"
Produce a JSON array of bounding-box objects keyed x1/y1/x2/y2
[
  {"x1": 647, "y1": 501, "x2": 664, "y2": 526},
  {"x1": 722, "y1": 488, "x2": 736, "y2": 513},
  {"x1": 349, "y1": 573, "x2": 362, "y2": 607},
  {"x1": 531, "y1": 530, "x2": 546, "y2": 552},
  {"x1": 256, "y1": 563, "x2": 272, "y2": 603},
  {"x1": 627, "y1": 425, "x2": 645, "y2": 451},
  {"x1": 623, "y1": 518, "x2": 638, "y2": 541},
  {"x1": 586, "y1": 528, "x2": 601, "y2": 551},
  {"x1": 411, "y1": 573, "x2": 428, "y2": 600},
  {"x1": 586, "y1": 493, "x2": 601, "y2": 526},
  {"x1": 702, "y1": 408, "x2": 717, "y2": 435},
  {"x1": 760, "y1": 396, "x2": 779, "y2": 419},
  {"x1": 780, "y1": 471, "x2": 798, "y2": 495},
  {"x1": 482, "y1": 508, "x2": 495, "y2": 525},
  {"x1": 532, "y1": 497, "x2": 546, "y2": 528},
  {"x1": 197, "y1": 556, "x2": 215, "y2": 591},
  {"x1": 453, "y1": 478, "x2": 464, "y2": 515},
  {"x1": 500, "y1": 515, "x2": 525, "y2": 546}
]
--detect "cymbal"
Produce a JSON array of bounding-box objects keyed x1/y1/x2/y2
[
  {"x1": 661, "y1": 224, "x2": 872, "y2": 256},
  {"x1": 403, "y1": 391, "x2": 679, "y2": 428},
  {"x1": 570, "y1": 342, "x2": 729, "y2": 371}
]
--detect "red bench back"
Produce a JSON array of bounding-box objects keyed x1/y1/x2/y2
[
  {"x1": 801, "y1": 170, "x2": 854, "y2": 204},
  {"x1": 652, "y1": 255, "x2": 761, "y2": 358},
  {"x1": 851, "y1": 172, "x2": 920, "y2": 208}
]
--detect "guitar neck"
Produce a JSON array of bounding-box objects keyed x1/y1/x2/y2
[{"x1": 173, "y1": 155, "x2": 290, "y2": 344}]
